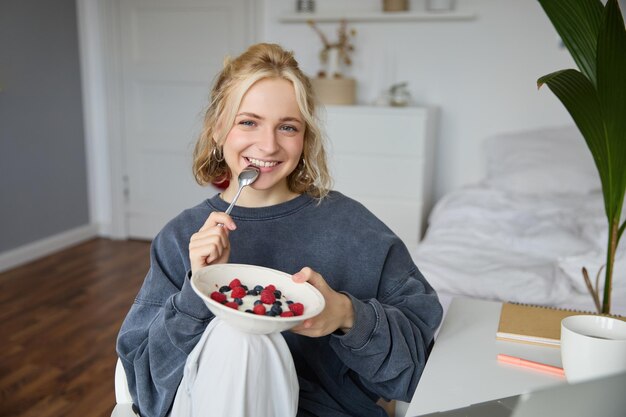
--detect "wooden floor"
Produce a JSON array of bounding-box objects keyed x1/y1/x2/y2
[{"x1": 0, "y1": 238, "x2": 150, "y2": 417}]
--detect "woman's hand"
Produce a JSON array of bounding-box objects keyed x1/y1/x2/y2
[
  {"x1": 290, "y1": 267, "x2": 355, "y2": 337},
  {"x1": 189, "y1": 212, "x2": 237, "y2": 274}
]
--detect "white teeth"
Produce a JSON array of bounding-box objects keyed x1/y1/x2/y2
[{"x1": 248, "y1": 157, "x2": 278, "y2": 168}]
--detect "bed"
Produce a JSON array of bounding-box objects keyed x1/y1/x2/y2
[{"x1": 413, "y1": 125, "x2": 626, "y2": 316}]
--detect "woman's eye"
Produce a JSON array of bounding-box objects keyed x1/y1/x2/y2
[
  {"x1": 239, "y1": 120, "x2": 255, "y2": 127},
  {"x1": 280, "y1": 125, "x2": 298, "y2": 132}
]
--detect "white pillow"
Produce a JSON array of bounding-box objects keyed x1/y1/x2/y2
[{"x1": 484, "y1": 125, "x2": 601, "y2": 195}]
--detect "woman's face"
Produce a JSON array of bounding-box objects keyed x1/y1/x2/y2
[{"x1": 222, "y1": 77, "x2": 305, "y2": 202}]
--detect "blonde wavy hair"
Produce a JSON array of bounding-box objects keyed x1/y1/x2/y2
[{"x1": 193, "y1": 43, "x2": 332, "y2": 199}]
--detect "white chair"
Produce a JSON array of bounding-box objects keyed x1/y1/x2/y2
[{"x1": 112, "y1": 358, "x2": 138, "y2": 417}]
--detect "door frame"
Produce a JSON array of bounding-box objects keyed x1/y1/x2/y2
[{"x1": 76, "y1": 0, "x2": 262, "y2": 239}]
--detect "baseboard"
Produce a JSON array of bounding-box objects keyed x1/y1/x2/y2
[
  {"x1": 0, "y1": 224, "x2": 99, "y2": 273},
  {"x1": 97, "y1": 221, "x2": 113, "y2": 238}
]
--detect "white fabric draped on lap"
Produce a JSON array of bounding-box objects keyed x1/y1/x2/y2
[{"x1": 170, "y1": 318, "x2": 299, "y2": 417}]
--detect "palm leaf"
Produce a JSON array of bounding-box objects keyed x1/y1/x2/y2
[
  {"x1": 538, "y1": 0, "x2": 604, "y2": 85},
  {"x1": 537, "y1": 69, "x2": 611, "y2": 211},
  {"x1": 597, "y1": 0, "x2": 626, "y2": 223}
]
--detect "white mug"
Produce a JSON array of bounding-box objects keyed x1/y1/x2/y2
[{"x1": 560, "y1": 315, "x2": 626, "y2": 383}]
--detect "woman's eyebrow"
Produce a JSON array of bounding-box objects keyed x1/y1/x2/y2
[
  {"x1": 237, "y1": 112, "x2": 262, "y2": 119},
  {"x1": 280, "y1": 117, "x2": 303, "y2": 124},
  {"x1": 237, "y1": 112, "x2": 303, "y2": 124}
]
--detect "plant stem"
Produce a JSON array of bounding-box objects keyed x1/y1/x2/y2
[
  {"x1": 582, "y1": 267, "x2": 602, "y2": 313},
  {"x1": 602, "y1": 219, "x2": 619, "y2": 314}
]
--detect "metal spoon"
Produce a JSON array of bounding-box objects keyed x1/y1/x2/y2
[{"x1": 224, "y1": 165, "x2": 260, "y2": 215}]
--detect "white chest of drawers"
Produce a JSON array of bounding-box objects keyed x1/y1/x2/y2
[{"x1": 321, "y1": 105, "x2": 437, "y2": 249}]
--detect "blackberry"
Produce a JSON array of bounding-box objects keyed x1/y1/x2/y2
[
  {"x1": 254, "y1": 300, "x2": 263, "y2": 306},
  {"x1": 271, "y1": 304, "x2": 283, "y2": 315},
  {"x1": 274, "y1": 290, "x2": 282, "y2": 298},
  {"x1": 253, "y1": 285, "x2": 264, "y2": 292},
  {"x1": 219, "y1": 285, "x2": 231, "y2": 293},
  {"x1": 234, "y1": 298, "x2": 243, "y2": 305}
]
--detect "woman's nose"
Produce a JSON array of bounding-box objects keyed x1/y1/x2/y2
[{"x1": 256, "y1": 128, "x2": 279, "y2": 153}]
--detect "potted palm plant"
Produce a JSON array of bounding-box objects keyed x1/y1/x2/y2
[{"x1": 537, "y1": 0, "x2": 626, "y2": 314}]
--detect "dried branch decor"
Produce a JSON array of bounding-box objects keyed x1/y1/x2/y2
[{"x1": 307, "y1": 19, "x2": 356, "y2": 78}]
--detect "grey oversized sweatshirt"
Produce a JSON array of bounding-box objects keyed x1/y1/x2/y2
[{"x1": 117, "y1": 191, "x2": 443, "y2": 417}]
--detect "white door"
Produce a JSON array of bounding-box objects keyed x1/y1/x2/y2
[{"x1": 118, "y1": 0, "x2": 255, "y2": 239}]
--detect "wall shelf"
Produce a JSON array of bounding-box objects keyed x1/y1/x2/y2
[{"x1": 279, "y1": 10, "x2": 476, "y2": 23}]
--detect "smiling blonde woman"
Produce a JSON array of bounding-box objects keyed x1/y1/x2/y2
[{"x1": 117, "y1": 43, "x2": 443, "y2": 417}]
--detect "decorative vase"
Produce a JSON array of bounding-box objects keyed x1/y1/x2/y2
[
  {"x1": 389, "y1": 82, "x2": 411, "y2": 107},
  {"x1": 296, "y1": 0, "x2": 315, "y2": 13},
  {"x1": 326, "y1": 47, "x2": 341, "y2": 78}
]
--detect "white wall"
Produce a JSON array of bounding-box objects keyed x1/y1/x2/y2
[{"x1": 261, "y1": 0, "x2": 576, "y2": 199}]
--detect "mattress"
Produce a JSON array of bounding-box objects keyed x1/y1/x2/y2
[{"x1": 412, "y1": 126, "x2": 626, "y2": 315}]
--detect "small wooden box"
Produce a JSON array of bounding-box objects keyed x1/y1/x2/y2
[{"x1": 311, "y1": 78, "x2": 356, "y2": 105}]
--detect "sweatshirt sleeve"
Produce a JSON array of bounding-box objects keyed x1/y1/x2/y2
[
  {"x1": 328, "y1": 240, "x2": 443, "y2": 403},
  {"x1": 116, "y1": 228, "x2": 213, "y2": 417}
]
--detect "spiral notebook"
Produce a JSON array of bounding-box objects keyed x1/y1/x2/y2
[{"x1": 496, "y1": 302, "x2": 625, "y2": 348}]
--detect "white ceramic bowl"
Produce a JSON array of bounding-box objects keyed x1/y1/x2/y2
[{"x1": 191, "y1": 263, "x2": 325, "y2": 334}]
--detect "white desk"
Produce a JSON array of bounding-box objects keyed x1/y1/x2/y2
[{"x1": 405, "y1": 297, "x2": 567, "y2": 416}]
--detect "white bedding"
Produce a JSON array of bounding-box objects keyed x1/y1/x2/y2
[{"x1": 413, "y1": 126, "x2": 626, "y2": 315}]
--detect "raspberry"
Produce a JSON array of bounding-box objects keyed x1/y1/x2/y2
[
  {"x1": 253, "y1": 304, "x2": 266, "y2": 315},
  {"x1": 210, "y1": 291, "x2": 226, "y2": 303},
  {"x1": 264, "y1": 284, "x2": 276, "y2": 293},
  {"x1": 224, "y1": 301, "x2": 239, "y2": 310},
  {"x1": 280, "y1": 311, "x2": 294, "y2": 317},
  {"x1": 288, "y1": 302, "x2": 304, "y2": 316},
  {"x1": 260, "y1": 289, "x2": 276, "y2": 304},
  {"x1": 231, "y1": 287, "x2": 247, "y2": 299},
  {"x1": 229, "y1": 278, "x2": 242, "y2": 289}
]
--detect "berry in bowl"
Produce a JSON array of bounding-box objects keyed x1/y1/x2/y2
[{"x1": 191, "y1": 263, "x2": 325, "y2": 334}]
